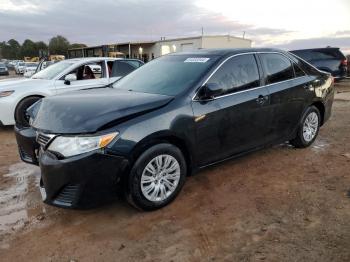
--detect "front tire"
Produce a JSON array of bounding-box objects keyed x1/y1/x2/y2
[
  {"x1": 15, "y1": 96, "x2": 42, "y2": 127},
  {"x1": 127, "y1": 143, "x2": 187, "y2": 211},
  {"x1": 290, "y1": 106, "x2": 321, "y2": 148}
]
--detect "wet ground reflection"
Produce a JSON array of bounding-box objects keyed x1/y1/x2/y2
[{"x1": 0, "y1": 163, "x2": 40, "y2": 235}]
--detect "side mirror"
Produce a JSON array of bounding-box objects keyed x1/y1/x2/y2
[
  {"x1": 64, "y1": 73, "x2": 77, "y2": 85},
  {"x1": 198, "y1": 83, "x2": 223, "y2": 100}
]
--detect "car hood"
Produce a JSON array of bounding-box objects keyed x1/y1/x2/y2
[
  {"x1": 0, "y1": 78, "x2": 52, "y2": 90},
  {"x1": 32, "y1": 88, "x2": 174, "y2": 134}
]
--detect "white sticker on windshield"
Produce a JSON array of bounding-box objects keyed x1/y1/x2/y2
[{"x1": 184, "y1": 57, "x2": 210, "y2": 63}]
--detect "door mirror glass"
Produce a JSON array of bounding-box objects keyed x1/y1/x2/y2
[
  {"x1": 199, "y1": 83, "x2": 223, "y2": 100},
  {"x1": 64, "y1": 73, "x2": 77, "y2": 85},
  {"x1": 65, "y1": 73, "x2": 77, "y2": 82}
]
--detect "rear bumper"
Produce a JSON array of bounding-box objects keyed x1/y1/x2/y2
[
  {"x1": 323, "y1": 82, "x2": 335, "y2": 125},
  {"x1": 0, "y1": 71, "x2": 9, "y2": 75}
]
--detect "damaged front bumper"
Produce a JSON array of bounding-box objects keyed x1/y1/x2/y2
[{"x1": 14, "y1": 125, "x2": 129, "y2": 208}]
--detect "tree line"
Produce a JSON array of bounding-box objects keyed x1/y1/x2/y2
[{"x1": 0, "y1": 35, "x2": 87, "y2": 60}]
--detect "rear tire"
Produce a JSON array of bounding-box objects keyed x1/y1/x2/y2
[
  {"x1": 15, "y1": 96, "x2": 41, "y2": 127},
  {"x1": 126, "y1": 143, "x2": 187, "y2": 211},
  {"x1": 290, "y1": 106, "x2": 320, "y2": 148}
]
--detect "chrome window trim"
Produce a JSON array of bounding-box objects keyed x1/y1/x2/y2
[
  {"x1": 288, "y1": 52, "x2": 325, "y2": 74},
  {"x1": 192, "y1": 51, "x2": 305, "y2": 102}
]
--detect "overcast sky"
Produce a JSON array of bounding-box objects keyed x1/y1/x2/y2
[{"x1": 1, "y1": 0, "x2": 349, "y2": 53}]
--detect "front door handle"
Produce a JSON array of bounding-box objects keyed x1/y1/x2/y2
[
  {"x1": 256, "y1": 95, "x2": 268, "y2": 105},
  {"x1": 304, "y1": 84, "x2": 314, "y2": 90}
]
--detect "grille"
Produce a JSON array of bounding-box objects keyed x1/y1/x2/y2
[
  {"x1": 36, "y1": 133, "x2": 55, "y2": 148},
  {"x1": 53, "y1": 184, "x2": 80, "y2": 207}
]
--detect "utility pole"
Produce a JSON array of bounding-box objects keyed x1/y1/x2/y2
[{"x1": 201, "y1": 27, "x2": 204, "y2": 36}]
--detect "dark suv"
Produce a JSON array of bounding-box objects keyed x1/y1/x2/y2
[
  {"x1": 290, "y1": 47, "x2": 347, "y2": 79},
  {"x1": 15, "y1": 48, "x2": 334, "y2": 211}
]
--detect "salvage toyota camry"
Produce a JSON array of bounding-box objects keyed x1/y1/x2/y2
[{"x1": 15, "y1": 48, "x2": 334, "y2": 210}]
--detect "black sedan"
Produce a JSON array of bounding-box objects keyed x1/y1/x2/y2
[{"x1": 15, "y1": 48, "x2": 334, "y2": 210}]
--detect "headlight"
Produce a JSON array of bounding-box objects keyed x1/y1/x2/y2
[
  {"x1": 0, "y1": 90, "x2": 14, "y2": 97},
  {"x1": 48, "y1": 132, "x2": 118, "y2": 157}
]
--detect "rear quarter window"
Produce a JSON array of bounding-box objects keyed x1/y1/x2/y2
[{"x1": 260, "y1": 53, "x2": 294, "y2": 84}]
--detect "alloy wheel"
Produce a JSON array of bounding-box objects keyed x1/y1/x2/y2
[
  {"x1": 140, "y1": 154, "x2": 181, "y2": 202},
  {"x1": 303, "y1": 112, "x2": 319, "y2": 142}
]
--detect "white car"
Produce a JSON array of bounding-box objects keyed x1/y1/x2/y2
[
  {"x1": 0, "y1": 57, "x2": 144, "y2": 126},
  {"x1": 23, "y1": 62, "x2": 39, "y2": 78},
  {"x1": 88, "y1": 64, "x2": 101, "y2": 74},
  {"x1": 15, "y1": 61, "x2": 26, "y2": 74}
]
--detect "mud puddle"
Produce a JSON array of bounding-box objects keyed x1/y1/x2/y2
[{"x1": 0, "y1": 163, "x2": 40, "y2": 237}]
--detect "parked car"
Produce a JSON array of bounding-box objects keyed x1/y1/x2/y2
[
  {"x1": 0, "y1": 63, "x2": 9, "y2": 76},
  {"x1": 35, "y1": 60, "x2": 55, "y2": 73},
  {"x1": 88, "y1": 64, "x2": 101, "y2": 74},
  {"x1": 0, "y1": 57, "x2": 143, "y2": 126},
  {"x1": 15, "y1": 48, "x2": 334, "y2": 210},
  {"x1": 15, "y1": 61, "x2": 26, "y2": 74},
  {"x1": 5, "y1": 61, "x2": 13, "y2": 70},
  {"x1": 23, "y1": 62, "x2": 39, "y2": 78},
  {"x1": 290, "y1": 47, "x2": 347, "y2": 79},
  {"x1": 8, "y1": 60, "x2": 21, "y2": 70}
]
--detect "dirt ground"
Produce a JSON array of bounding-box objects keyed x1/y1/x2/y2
[
  {"x1": 0, "y1": 77, "x2": 350, "y2": 262},
  {"x1": 0, "y1": 70, "x2": 21, "y2": 80}
]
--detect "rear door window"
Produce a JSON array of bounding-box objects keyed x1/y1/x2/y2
[
  {"x1": 206, "y1": 54, "x2": 260, "y2": 96},
  {"x1": 260, "y1": 53, "x2": 294, "y2": 84}
]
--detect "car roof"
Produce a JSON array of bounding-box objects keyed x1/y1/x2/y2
[
  {"x1": 169, "y1": 48, "x2": 286, "y2": 57},
  {"x1": 64, "y1": 57, "x2": 126, "y2": 63},
  {"x1": 290, "y1": 47, "x2": 340, "y2": 52}
]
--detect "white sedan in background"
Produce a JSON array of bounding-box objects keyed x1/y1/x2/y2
[
  {"x1": 23, "y1": 62, "x2": 39, "y2": 78},
  {"x1": 0, "y1": 57, "x2": 144, "y2": 126},
  {"x1": 15, "y1": 61, "x2": 26, "y2": 74}
]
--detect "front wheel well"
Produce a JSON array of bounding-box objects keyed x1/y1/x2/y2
[
  {"x1": 130, "y1": 136, "x2": 193, "y2": 176},
  {"x1": 14, "y1": 95, "x2": 44, "y2": 121},
  {"x1": 311, "y1": 101, "x2": 325, "y2": 126}
]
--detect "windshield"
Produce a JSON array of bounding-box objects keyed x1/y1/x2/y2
[
  {"x1": 18, "y1": 62, "x2": 25, "y2": 66},
  {"x1": 32, "y1": 61, "x2": 73, "y2": 80},
  {"x1": 113, "y1": 54, "x2": 219, "y2": 96},
  {"x1": 0, "y1": 63, "x2": 5, "y2": 67}
]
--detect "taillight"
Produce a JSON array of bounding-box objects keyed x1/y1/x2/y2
[
  {"x1": 341, "y1": 59, "x2": 348, "y2": 66},
  {"x1": 331, "y1": 76, "x2": 335, "y2": 85}
]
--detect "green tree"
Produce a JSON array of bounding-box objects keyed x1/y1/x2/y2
[
  {"x1": 0, "y1": 42, "x2": 5, "y2": 59},
  {"x1": 7, "y1": 39, "x2": 21, "y2": 59},
  {"x1": 36, "y1": 41, "x2": 48, "y2": 57},
  {"x1": 21, "y1": 39, "x2": 37, "y2": 57},
  {"x1": 48, "y1": 35, "x2": 70, "y2": 55}
]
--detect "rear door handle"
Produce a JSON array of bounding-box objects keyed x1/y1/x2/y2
[{"x1": 256, "y1": 95, "x2": 268, "y2": 105}]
